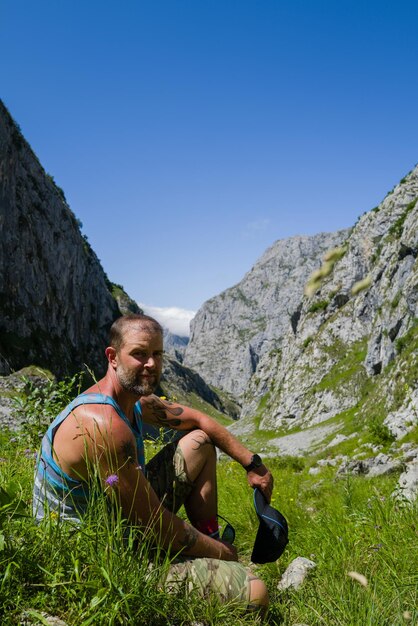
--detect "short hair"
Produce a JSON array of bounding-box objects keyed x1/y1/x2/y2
[{"x1": 109, "y1": 314, "x2": 163, "y2": 352}]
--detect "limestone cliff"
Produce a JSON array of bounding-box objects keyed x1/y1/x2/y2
[
  {"x1": 185, "y1": 163, "x2": 417, "y2": 447},
  {"x1": 0, "y1": 100, "x2": 234, "y2": 419},
  {"x1": 0, "y1": 100, "x2": 126, "y2": 377},
  {"x1": 163, "y1": 328, "x2": 188, "y2": 363},
  {"x1": 184, "y1": 230, "x2": 349, "y2": 398},
  {"x1": 236, "y1": 165, "x2": 418, "y2": 442}
]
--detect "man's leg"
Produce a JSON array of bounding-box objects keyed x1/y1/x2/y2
[
  {"x1": 248, "y1": 576, "x2": 269, "y2": 617},
  {"x1": 177, "y1": 429, "x2": 218, "y2": 530},
  {"x1": 164, "y1": 558, "x2": 269, "y2": 617},
  {"x1": 147, "y1": 435, "x2": 270, "y2": 617}
]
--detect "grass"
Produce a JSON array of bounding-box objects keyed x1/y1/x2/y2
[
  {"x1": 0, "y1": 378, "x2": 417, "y2": 625},
  {"x1": 311, "y1": 339, "x2": 368, "y2": 395},
  {"x1": 307, "y1": 300, "x2": 329, "y2": 314},
  {"x1": 387, "y1": 198, "x2": 417, "y2": 238},
  {"x1": 1, "y1": 434, "x2": 416, "y2": 625}
]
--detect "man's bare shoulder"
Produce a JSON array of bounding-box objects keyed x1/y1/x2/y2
[
  {"x1": 51, "y1": 401, "x2": 133, "y2": 453},
  {"x1": 70, "y1": 402, "x2": 131, "y2": 434}
]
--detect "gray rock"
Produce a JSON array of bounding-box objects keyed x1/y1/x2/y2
[
  {"x1": 187, "y1": 163, "x2": 418, "y2": 444},
  {"x1": 0, "y1": 100, "x2": 121, "y2": 379},
  {"x1": 160, "y1": 356, "x2": 239, "y2": 418},
  {"x1": 393, "y1": 460, "x2": 418, "y2": 502},
  {"x1": 317, "y1": 458, "x2": 338, "y2": 467},
  {"x1": 163, "y1": 328, "x2": 189, "y2": 363},
  {"x1": 384, "y1": 388, "x2": 418, "y2": 439},
  {"x1": 326, "y1": 434, "x2": 349, "y2": 448},
  {"x1": 277, "y1": 556, "x2": 317, "y2": 590},
  {"x1": 338, "y1": 453, "x2": 403, "y2": 477},
  {"x1": 308, "y1": 467, "x2": 321, "y2": 476},
  {"x1": 184, "y1": 230, "x2": 348, "y2": 398},
  {"x1": 399, "y1": 444, "x2": 418, "y2": 462}
]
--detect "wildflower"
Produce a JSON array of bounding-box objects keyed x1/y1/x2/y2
[
  {"x1": 105, "y1": 474, "x2": 119, "y2": 487},
  {"x1": 24, "y1": 449, "x2": 32, "y2": 458}
]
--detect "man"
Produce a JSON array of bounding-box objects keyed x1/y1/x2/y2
[{"x1": 33, "y1": 314, "x2": 273, "y2": 613}]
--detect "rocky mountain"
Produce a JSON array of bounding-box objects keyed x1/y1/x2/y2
[
  {"x1": 163, "y1": 328, "x2": 188, "y2": 363},
  {"x1": 0, "y1": 100, "x2": 235, "y2": 420},
  {"x1": 159, "y1": 356, "x2": 238, "y2": 417},
  {"x1": 0, "y1": 100, "x2": 126, "y2": 378},
  {"x1": 237, "y1": 165, "x2": 418, "y2": 438},
  {"x1": 185, "y1": 164, "x2": 418, "y2": 455},
  {"x1": 184, "y1": 230, "x2": 349, "y2": 398}
]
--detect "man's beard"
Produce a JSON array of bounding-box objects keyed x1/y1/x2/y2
[{"x1": 116, "y1": 364, "x2": 160, "y2": 396}]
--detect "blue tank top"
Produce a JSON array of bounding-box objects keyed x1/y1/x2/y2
[{"x1": 32, "y1": 393, "x2": 145, "y2": 522}]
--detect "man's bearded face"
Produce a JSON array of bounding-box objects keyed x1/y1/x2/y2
[
  {"x1": 115, "y1": 325, "x2": 163, "y2": 397},
  {"x1": 116, "y1": 361, "x2": 160, "y2": 396}
]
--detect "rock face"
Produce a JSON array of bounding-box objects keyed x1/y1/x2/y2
[
  {"x1": 0, "y1": 100, "x2": 123, "y2": 378},
  {"x1": 185, "y1": 162, "x2": 418, "y2": 450},
  {"x1": 185, "y1": 230, "x2": 348, "y2": 398},
  {"x1": 0, "y1": 101, "x2": 233, "y2": 420},
  {"x1": 241, "y1": 165, "x2": 418, "y2": 432},
  {"x1": 163, "y1": 328, "x2": 188, "y2": 363},
  {"x1": 160, "y1": 356, "x2": 234, "y2": 416},
  {"x1": 394, "y1": 460, "x2": 418, "y2": 503}
]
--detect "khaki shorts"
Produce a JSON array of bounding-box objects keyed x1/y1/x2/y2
[
  {"x1": 146, "y1": 440, "x2": 194, "y2": 513},
  {"x1": 145, "y1": 441, "x2": 252, "y2": 605},
  {"x1": 164, "y1": 557, "x2": 251, "y2": 605}
]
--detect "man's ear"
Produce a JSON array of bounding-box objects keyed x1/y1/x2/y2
[{"x1": 105, "y1": 346, "x2": 117, "y2": 367}]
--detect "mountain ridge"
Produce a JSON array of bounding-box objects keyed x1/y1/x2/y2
[
  {"x1": 184, "y1": 229, "x2": 350, "y2": 397},
  {"x1": 0, "y1": 100, "x2": 233, "y2": 420},
  {"x1": 185, "y1": 165, "x2": 418, "y2": 454}
]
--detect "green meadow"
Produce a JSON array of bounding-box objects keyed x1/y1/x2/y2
[{"x1": 0, "y1": 377, "x2": 416, "y2": 625}]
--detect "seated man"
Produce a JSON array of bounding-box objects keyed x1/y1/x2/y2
[{"x1": 33, "y1": 314, "x2": 273, "y2": 614}]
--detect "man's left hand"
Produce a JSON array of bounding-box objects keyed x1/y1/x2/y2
[{"x1": 247, "y1": 465, "x2": 274, "y2": 502}]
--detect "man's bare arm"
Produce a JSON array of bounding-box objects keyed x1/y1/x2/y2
[
  {"x1": 90, "y1": 415, "x2": 237, "y2": 561},
  {"x1": 141, "y1": 395, "x2": 185, "y2": 428},
  {"x1": 140, "y1": 395, "x2": 274, "y2": 501}
]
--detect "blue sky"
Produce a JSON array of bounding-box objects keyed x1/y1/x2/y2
[{"x1": 2, "y1": 1, "x2": 418, "y2": 334}]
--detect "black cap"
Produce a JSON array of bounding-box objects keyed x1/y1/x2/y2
[{"x1": 251, "y1": 488, "x2": 289, "y2": 564}]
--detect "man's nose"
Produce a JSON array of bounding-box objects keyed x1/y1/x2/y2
[{"x1": 144, "y1": 355, "x2": 156, "y2": 368}]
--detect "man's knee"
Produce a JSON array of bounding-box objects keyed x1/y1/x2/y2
[
  {"x1": 180, "y1": 429, "x2": 215, "y2": 460},
  {"x1": 248, "y1": 577, "x2": 269, "y2": 615}
]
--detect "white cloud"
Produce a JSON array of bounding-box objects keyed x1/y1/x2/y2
[{"x1": 139, "y1": 304, "x2": 196, "y2": 337}]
